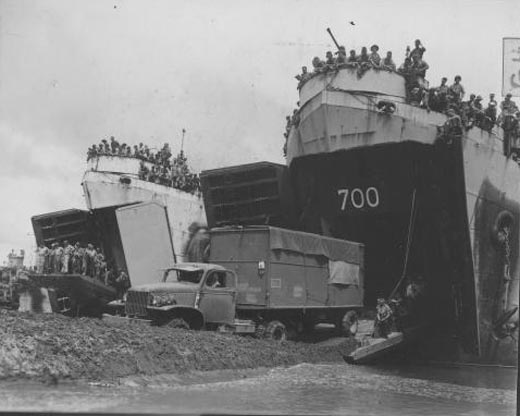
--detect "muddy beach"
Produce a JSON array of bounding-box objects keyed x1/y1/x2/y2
[{"x1": 0, "y1": 309, "x2": 356, "y2": 383}]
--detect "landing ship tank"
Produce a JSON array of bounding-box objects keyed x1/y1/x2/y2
[{"x1": 285, "y1": 66, "x2": 519, "y2": 364}]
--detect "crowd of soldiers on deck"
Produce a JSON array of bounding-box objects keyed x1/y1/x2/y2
[
  {"x1": 86, "y1": 136, "x2": 201, "y2": 194},
  {"x1": 137, "y1": 150, "x2": 200, "y2": 194},
  {"x1": 34, "y1": 242, "x2": 130, "y2": 297},
  {"x1": 289, "y1": 39, "x2": 520, "y2": 158}
]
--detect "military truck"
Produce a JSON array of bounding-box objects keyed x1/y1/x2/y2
[{"x1": 105, "y1": 226, "x2": 364, "y2": 340}]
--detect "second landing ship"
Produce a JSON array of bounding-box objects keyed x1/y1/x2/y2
[{"x1": 202, "y1": 58, "x2": 519, "y2": 365}]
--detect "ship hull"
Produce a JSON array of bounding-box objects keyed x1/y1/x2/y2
[{"x1": 286, "y1": 70, "x2": 519, "y2": 364}]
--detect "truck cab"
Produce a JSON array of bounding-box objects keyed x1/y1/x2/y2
[{"x1": 108, "y1": 263, "x2": 240, "y2": 330}]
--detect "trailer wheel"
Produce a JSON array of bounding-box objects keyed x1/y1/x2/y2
[
  {"x1": 341, "y1": 311, "x2": 358, "y2": 337},
  {"x1": 265, "y1": 320, "x2": 287, "y2": 342},
  {"x1": 167, "y1": 318, "x2": 190, "y2": 329}
]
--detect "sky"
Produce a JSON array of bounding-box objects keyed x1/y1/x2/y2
[{"x1": 0, "y1": 0, "x2": 519, "y2": 265}]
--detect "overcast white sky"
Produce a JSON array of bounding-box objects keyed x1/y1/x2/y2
[{"x1": 0, "y1": 0, "x2": 519, "y2": 264}]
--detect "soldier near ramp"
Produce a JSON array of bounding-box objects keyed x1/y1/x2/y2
[
  {"x1": 62, "y1": 240, "x2": 74, "y2": 274},
  {"x1": 84, "y1": 244, "x2": 96, "y2": 277},
  {"x1": 53, "y1": 243, "x2": 64, "y2": 273},
  {"x1": 115, "y1": 269, "x2": 130, "y2": 299},
  {"x1": 373, "y1": 298, "x2": 393, "y2": 338},
  {"x1": 186, "y1": 226, "x2": 210, "y2": 263},
  {"x1": 72, "y1": 242, "x2": 84, "y2": 274}
]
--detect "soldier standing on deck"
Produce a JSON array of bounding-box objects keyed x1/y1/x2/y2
[
  {"x1": 382, "y1": 51, "x2": 396, "y2": 71},
  {"x1": 368, "y1": 45, "x2": 381, "y2": 68},
  {"x1": 486, "y1": 93, "x2": 498, "y2": 124},
  {"x1": 62, "y1": 240, "x2": 74, "y2": 274},
  {"x1": 54, "y1": 242, "x2": 64, "y2": 273},
  {"x1": 409, "y1": 39, "x2": 426, "y2": 60},
  {"x1": 448, "y1": 75, "x2": 465, "y2": 106},
  {"x1": 84, "y1": 244, "x2": 96, "y2": 277},
  {"x1": 72, "y1": 242, "x2": 83, "y2": 274}
]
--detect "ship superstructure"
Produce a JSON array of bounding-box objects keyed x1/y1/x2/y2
[{"x1": 82, "y1": 154, "x2": 206, "y2": 262}]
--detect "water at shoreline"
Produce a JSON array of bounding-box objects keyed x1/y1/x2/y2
[{"x1": 0, "y1": 362, "x2": 515, "y2": 415}]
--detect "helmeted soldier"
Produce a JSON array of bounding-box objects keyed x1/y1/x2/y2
[
  {"x1": 102, "y1": 139, "x2": 110, "y2": 154},
  {"x1": 109, "y1": 136, "x2": 119, "y2": 154},
  {"x1": 335, "y1": 46, "x2": 347, "y2": 65},
  {"x1": 295, "y1": 66, "x2": 311, "y2": 88},
  {"x1": 500, "y1": 93, "x2": 518, "y2": 115},
  {"x1": 410, "y1": 54, "x2": 429, "y2": 78},
  {"x1": 382, "y1": 51, "x2": 396, "y2": 71},
  {"x1": 347, "y1": 49, "x2": 357, "y2": 64},
  {"x1": 325, "y1": 51, "x2": 336, "y2": 68},
  {"x1": 368, "y1": 44, "x2": 381, "y2": 67},
  {"x1": 443, "y1": 108, "x2": 463, "y2": 143},
  {"x1": 311, "y1": 56, "x2": 325, "y2": 73},
  {"x1": 485, "y1": 93, "x2": 498, "y2": 124},
  {"x1": 357, "y1": 47, "x2": 370, "y2": 63},
  {"x1": 448, "y1": 75, "x2": 465, "y2": 105},
  {"x1": 433, "y1": 77, "x2": 449, "y2": 112}
]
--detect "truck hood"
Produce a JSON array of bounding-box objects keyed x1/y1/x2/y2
[{"x1": 130, "y1": 282, "x2": 198, "y2": 293}]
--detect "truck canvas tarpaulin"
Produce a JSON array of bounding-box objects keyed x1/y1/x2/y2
[{"x1": 209, "y1": 226, "x2": 364, "y2": 309}]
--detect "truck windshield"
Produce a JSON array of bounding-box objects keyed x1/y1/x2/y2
[{"x1": 165, "y1": 269, "x2": 204, "y2": 284}]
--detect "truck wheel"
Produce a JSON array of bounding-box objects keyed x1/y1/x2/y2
[
  {"x1": 167, "y1": 318, "x2": 190, "y2": 329},
  {"x1": 341, "y1": 311, "x2": 358, "y2": 337},
  {"x1": 265, "y1": 320, "x2": 287, "y2": 342}
]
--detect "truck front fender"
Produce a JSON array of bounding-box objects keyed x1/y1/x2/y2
[{"x1": 146, "y1": 305, "x2": 205, "y2": 330}]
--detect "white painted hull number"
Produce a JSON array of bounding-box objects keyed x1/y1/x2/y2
[{"x1": 337, "y1": 187, "x2": 380, "y2": 211}]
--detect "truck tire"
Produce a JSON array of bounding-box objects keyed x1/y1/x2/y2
[
  {"x1": 167, "y1": 318, "x2": 190, "y2": 329},
  {"x1": 265, "y1": 320, "x2": 287, "y2": 342},
  {"x1": 341, "y1": 311, "x2": 358, "y2": 337}
]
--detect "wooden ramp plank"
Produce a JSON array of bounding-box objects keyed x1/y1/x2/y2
[{"x1": 345, "y1": 330, "x2": 404, "y2": 364}]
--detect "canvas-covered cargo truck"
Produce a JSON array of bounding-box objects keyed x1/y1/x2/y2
[
  {"x1": 210, "y1": 226, "x2": 364, "y2": 338},
  {"x1": 105, "y1": 225, "x2": 364, "y2": 341}
]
